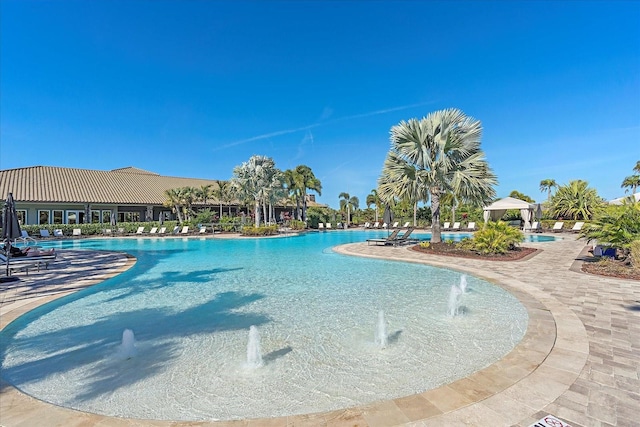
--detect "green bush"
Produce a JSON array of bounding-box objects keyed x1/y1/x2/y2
[
  {"x1": 240, "y1": 225, "x2": 278, "y2": 236},
  {"x1": 629, "y1": 240, "x2": 640, "y2": 270},
  {"x1": 465, "y1": 221, "x2": 524, "y2": 254}
]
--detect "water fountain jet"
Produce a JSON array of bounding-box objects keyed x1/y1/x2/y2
[
  {"x1": 375, "y1": 310, "x2": 388, "y2": 349},
  {"x1": 246, "y1": 325, "x2": 263, "y2": 368},
  {"x1": 118, "y1": 329, "x2": 137, "y2": 359}
]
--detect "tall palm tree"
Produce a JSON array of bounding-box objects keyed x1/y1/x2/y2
[
  {"x1": 295, "y1": 165, "x2": 322, "y2": 222},
  {"x1": 366, "y1": 189, "x2": 381, "y2": 223},
  {"x1": 539, "y1": 179, "x2": 558, "y2": 202},
  {"x1": 339, "y1": 192, "x2": 359, "y2": 227},
  {"x1": 379, "y1": 109, "x2": 496, "y2": 243},
  {"x1": 211, "y1": 180, "x2": 226, "y2": 218},
  {"x1": 550, "y1": 180, "x2": 604, "y2": 220},
  {"x1": 231, "y1": 155, "x2": 278, "y2": 227}
]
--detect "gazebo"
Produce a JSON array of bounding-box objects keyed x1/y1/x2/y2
[{"x1": 483, "y1": 197, "x2": 536, "y2": 230}]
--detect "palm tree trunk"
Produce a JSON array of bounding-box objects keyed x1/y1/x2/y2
[
  {"x1": 254, "y1": 199, "x2": 260, "y2": 227},
  {"x1": 413, "y1": 201, "x2": 417, "y2": 226},
  {"x1": 431, "y1": 189, "x2": 442, "y2": 243}
]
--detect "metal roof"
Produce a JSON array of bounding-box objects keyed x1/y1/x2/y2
[{"x1": 0, "y1": 166, "x2": 223, "y2": 205}]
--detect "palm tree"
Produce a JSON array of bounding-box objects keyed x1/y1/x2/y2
[
  {"x1": 621, "y1": 161, "x2": 640, "y2": 195},
  {"x1": 296, "y1": 165, "x2": 322, "y2": 222},
  {"x1": 366, "y1": 189, "x2": 381, "y2": 223},
  {"x1": 231, "y1": 155, "x2": 279, "y2": 227},
  {"x1": 550, "y1": 180, "x2": 604, "y2": 220},
  {"x1": 379, "y1": 109, "x2": 496, "y2": 243},
  {"x1": 539, "y1": 179, "x2": 558, "y2": 202},
  {"x1": 163, "y1": 188, "x2": 184, "y2": 223},
  {"x1": 339, "y1": 192, "x2": 359, "y2": 227}
]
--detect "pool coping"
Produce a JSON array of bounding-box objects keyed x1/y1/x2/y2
[{"x1": 0, "y1": 235, "x2": 602, "y2": 426}]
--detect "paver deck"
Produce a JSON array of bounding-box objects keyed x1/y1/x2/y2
[{"x1": 0, "y1": 233, "x2": 638, "y2": 426}]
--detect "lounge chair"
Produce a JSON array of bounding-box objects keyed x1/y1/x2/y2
[
  {"x1": 402, "y1": 222, "x2": 410, "y2": 228},
  {"x1": 442, "y1": 222, "x2": 451, "y2": 231},
  {"x1": 171, "y1": 226, "x2": 180, "y2": 234},
  {"x1": 103, "y1": 228, "x2": 112, "y2": 235},
  {"x1": 525, "y1": 221, "x2": 541, "y2": 233},
  {"x1": 318, "y1": 223, "x2": 324, "y2": 230},
  {"x1": 366, "y1": 228, "x2": 402, "y2": 246},
  {"x1": 180, "y1": 226, "x2": 190, "y2": 234},
  {"x1": 135, "y1": 226, "x2": 145, "y2": 234},
  {"x1": 392, "y1": 222, "x2": 399, "y2": 228},
  {"x1": 14, "y1": 230, "x2": 38, "y2": 246},
  {"x1": 149, "y1": 227, "x2": 158, "y2": 234},
  {"x1": 0, "y1": 249, "x2": 57, "y2": 275},
  {"x1": 466, "y1": 222, "x2": 476, "y2": 231},
  {"x1": 39, "y1": 229, "x2": 51, "y2": 238},
  {"x1": 117, "y1": 228, "x2": 125, "y2": 235},
  {"x1": 371, "y1": 221, "x2": 379, "y2": 229},
  {"x1": 552, "y1": 222, "x2": 564, "y2": 232},
  {"x1": 451, "y1": 222, "x2": 461, "y2": 231},
  {"x1": 362, "y1": 222, "x2": 370, "y2": 228},
  {"x1": 198, "y1": 226, "x2": 207, "y2": 234},
  {"x1": 72, "y1": 228, "x2": 82, "y2": 236},
  {"x1": 326, "y1": 223, "x2": 332, "y2": 230},
  {"x1": 571, "y1": 222, "x2": 584, "y2": 233},
  {"x1": 393, "y1": 227, "x2": 418, "y2": 246},
  {"x1": 53, "y1": 229, "x2": 64, "y2": 237},
  {"x1": 158, "y1": 227, "x2": 167, "y2": 235},
  {"x1": 381, "y1": 222, "x2": 388, "y2": 229}
]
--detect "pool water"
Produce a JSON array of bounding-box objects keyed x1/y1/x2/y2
[{"x1": 1, "y1": 231, "x2": 529, "y2": 421}]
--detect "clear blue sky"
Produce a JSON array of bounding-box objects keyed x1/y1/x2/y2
[{"x1": 2, "y1": 0, "x2": 639, "y2": 209}]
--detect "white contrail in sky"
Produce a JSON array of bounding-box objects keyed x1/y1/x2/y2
[{"x1": 214, "y1": 101, "x2": 434, "y2": 151}]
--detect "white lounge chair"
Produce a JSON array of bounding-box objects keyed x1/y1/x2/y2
[
  {"x1": 392, "y1": 222, "x2": 399, "y2": 228},
  {"x1": 442, "y1": 222, "x2": 451, "y2": 231},
  {"x1": 103, "y1": 228, "x2": 112, "y2": 235},
  {"x1": 571, "y1": 222, "x2": 584, "y2": 233},
  {"x1": 149, "y1": 227, "x2": 158, "y2": 234},
  {"x1": 326, "y1": 223, "x2": 332, "y2": 229},
  {"x1": 466, "y1": 222, "x2": 476, "y2": 231},
  {"x1": 372, "y1": 221, "x2": 380, "y2": 229},
  {"x1": 158, "y1": 227, "x2": 167, "y2": 235},
  {"x1": 135, "y1": 226, "x2": 145, "y2": 234},
  {"x1": 451, "y1": 222, "x2": 461, "y2": 231},
  {"x1": 199, "y1": 226, "x2": 207, "y2": 234},
  {"x1": 180, "y1": 226, "x2": 190, "y2": 234},
  {"x1": 362, "y1": 222, "x2": 370, "y2": 228},
  {"x1": 39, "y1": 229, "x2": 51, "y2": 238},
  {"x1": 53, "y1": 229, "x2": 64, "y2": 237},
  {"x1": 402, "y1": 222, "x2": 410, "y2": 228},
  {"x1": 526, "y1": 221, "x2": 542, "y2": 233},
  {"x1": 381, "y1": 222, "x2": 388, "y2": 229},
  {"x1": 14, "y1": 230, "x2": 38, "y2": 246},
  {"x1": 318, "y1": 223, "x2": 324, "y2": 230},
  {"x1": 171, "y1": 226, "x2": 180, "y2": 234},
  {"x1": 72, "y1": 228, "x2": 82, "y2": 236},
  {"x1": 552, "y1": 222, "x2": 564, "y2": 232}
]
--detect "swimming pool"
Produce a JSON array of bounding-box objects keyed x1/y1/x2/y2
[{"x1": 1, "y1": 231, "x2": 530, "y2": 421}]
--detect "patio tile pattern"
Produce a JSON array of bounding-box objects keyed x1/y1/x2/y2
[{"x1": 0, "y1": 233, "x2": 638, "y2": 426}]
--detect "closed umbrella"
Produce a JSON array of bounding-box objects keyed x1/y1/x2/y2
[
  {"x1": 2, "y1": 193, "x2": 22, "y2": 282},
  {"x1": 383, "y1": 205, "x2": 394, "y2": 236}
]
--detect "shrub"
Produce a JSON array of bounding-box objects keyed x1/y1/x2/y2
[
  {"x1": 466, "y1": 221, "x2": 524, "y2": 255},
  {"x1": 629, "y1": 240, "x2": 640, "y2": 270},
  {"x1": 240, "y1": 225, "x2": 278, "y2": 236}
]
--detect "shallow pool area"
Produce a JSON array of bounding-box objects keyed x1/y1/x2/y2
[{"x1": 0, "y1": 231, "x2": 529, "y2": 421}]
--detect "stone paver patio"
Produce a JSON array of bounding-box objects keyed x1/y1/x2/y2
[{"x1": 0, "y1": 233, "x2": 638, "y2": 426}]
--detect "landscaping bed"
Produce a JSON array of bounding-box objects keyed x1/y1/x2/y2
[
  {"x1": 581, "y1": 257, "x2": 640, "y2": 281},
  {"x1": 411, "y1": 242, "x2": 538, "y2": 261}
]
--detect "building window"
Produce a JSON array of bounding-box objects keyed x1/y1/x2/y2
[
  {"x1": 52, "y1": 210, "x2": 63, "y2": 224},
  {"x1": 38, "y1": 210, "x2": 50, "y2": 225},
  {"x1": 102, "y1": 210, "x2": 112, "y2": 224},
  {"x1": 16, "y1": 210, "x2": 27, "y2": 225},
  {"x1": 91, "y1": 210, "x2": 101, "y2": 223},
  {"x1": 120, "y1": 212, "x2": 140, "y2": 222}
]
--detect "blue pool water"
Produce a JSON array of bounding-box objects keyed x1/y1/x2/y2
[{"x1": 1, "y1": 231, "x2": 531, "y2": 421}]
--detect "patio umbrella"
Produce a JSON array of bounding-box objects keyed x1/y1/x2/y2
[
  {"x1": 535, "y1": 203, "x2": 543, "y2": 221},
  {"x1": 383, "y1": 205, "x2": 394, "y2": 236},
  {"x1": 159, "y1": 212, "x2": 164, "y2": 225},
  {"x1": 2, "y1": 193, "x2": 22, "y2": 282}
]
